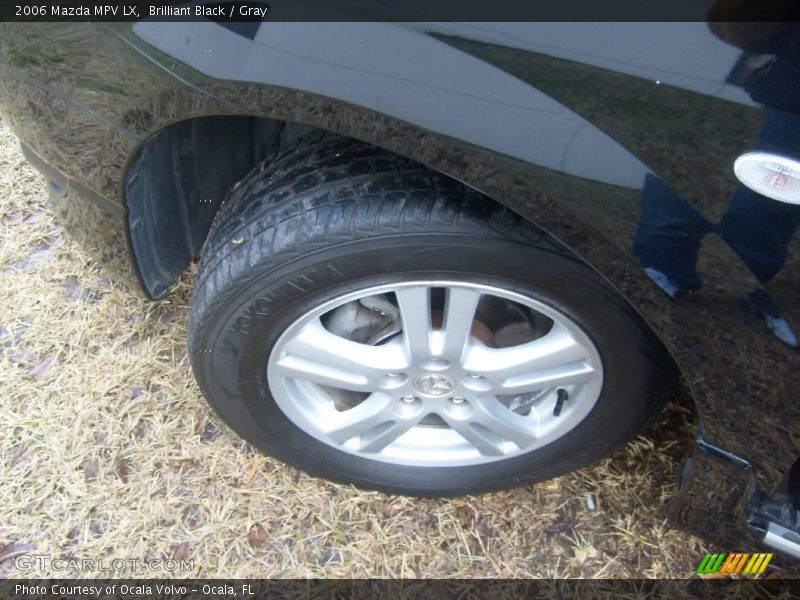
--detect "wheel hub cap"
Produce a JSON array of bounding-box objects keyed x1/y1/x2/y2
[{"x1": 413, "y1": 374, "x2": 455, "y2": 397}]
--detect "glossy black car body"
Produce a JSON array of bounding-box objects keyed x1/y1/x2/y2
[{"x1": 1, "y1": 14, "x2": 799, "y2": 560}]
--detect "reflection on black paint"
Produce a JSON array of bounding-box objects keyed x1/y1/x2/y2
[
  {"x1": 634, "y1": 22, "x2": 800, "y2": 347},
  {"x1": 2, "y1": 15, "x2": 800, "y2": 553}
]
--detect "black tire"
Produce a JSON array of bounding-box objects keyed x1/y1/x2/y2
[{"x1": 189, "y1": 133, "x2": 674, "y2": 496}]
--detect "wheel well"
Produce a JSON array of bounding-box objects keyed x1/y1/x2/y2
[
  {"x1": 124, "y1": 115, "x2": 319, "y2": 299},
  {"x1": 125, "y1": 115, "x2": 549, "y2": 299},
  {"x1": 126, "y1": 114, "x2": 586, "y2": 300}
]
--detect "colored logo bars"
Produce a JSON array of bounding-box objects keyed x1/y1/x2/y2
[{"x1": 696, "y1": 552, "x2": 773, "y2": 575}]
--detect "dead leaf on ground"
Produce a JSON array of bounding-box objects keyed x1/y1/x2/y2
[
  {"x1": 116, "y1": 457, "x2": 130, "y2": 483},
  {"x1": 247, "y1": 523, "x2": 268, "y2": 548},
  {"x1": 172, "y1": 542, "x2": 190, "y2": 560}
]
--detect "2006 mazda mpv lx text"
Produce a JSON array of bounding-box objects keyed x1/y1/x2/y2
[{"x1": 1, "y1": 2, "x2": 799, "y2": 564}]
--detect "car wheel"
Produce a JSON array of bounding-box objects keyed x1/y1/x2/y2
[{"x1": 188, "y1": 133, "x2": 675, "y2": 495}]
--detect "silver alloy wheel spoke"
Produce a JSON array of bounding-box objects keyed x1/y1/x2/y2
[
  {"x1": 275, "y1": 318, "x2": 408, "y2": 392},
  {"x1": 498, "y1": 363, "x2": 596, "y2": 395},
  {"x1": 267, "y1": 281, "x2": 604, "y2": 467},
  {"x1": 439, "y1": 413, "x2": 507, "y2": 456},
  {"x1": 470, "y1": 395, "x2": 538, "y2": 449},
  {"x1": 395, "y1": 286, "x2": 433, "y2": 359},
  {"x1": 323, "y1": 393, "x2": 426, "y2": 452},
  {"x1": 462, "y1": 325, "x2": 594, "y2": 394},
  {"x1": 435, "y1": 287, "x2": 482, "y2": 361},
  {"x1": 440, "y1": 396, "x2": 538, "y2": 456},
  {"x1": 395, "y1": 285, "x2": 482, "y2": 362},
  {"x1": 324, "y1": 392, "x2": 397, "y2": 444},
  {"x1": 358, "y1": 416, "x2": 427, "y2": 453}
]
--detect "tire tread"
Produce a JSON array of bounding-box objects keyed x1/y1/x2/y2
[{"x1": 190, "y1": 134, "x2": 561, "y2": 351}]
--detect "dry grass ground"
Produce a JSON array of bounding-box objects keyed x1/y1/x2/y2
[{"x1": 0, "y1": 115, "x2": 708, "y2": 579}]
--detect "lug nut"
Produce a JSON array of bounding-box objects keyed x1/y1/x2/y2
[
  {"x1": 401, "y1": 395, "x2": 418, "y2": 404},
  {"x1": 468, "y1": 374, "x2": 482, "y2": 379},
  {"x1": 450, "y1": 396, "x2": 466, "y2": 404},
  {"x1": 387, "y1": 372, "x2": 400, "y2": 377}
]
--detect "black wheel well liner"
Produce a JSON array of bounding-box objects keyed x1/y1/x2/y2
[{"x1": 125, "y1": 115, "x2": 312, "y2": 298}]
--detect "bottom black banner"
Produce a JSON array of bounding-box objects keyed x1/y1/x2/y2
[{"x1": 1, "y1": 579, "x2": 798, "y2": 600}]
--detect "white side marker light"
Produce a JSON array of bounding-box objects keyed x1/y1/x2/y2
[{"x1": 734, "y1": 152, "x2": 800, "y2": 205}]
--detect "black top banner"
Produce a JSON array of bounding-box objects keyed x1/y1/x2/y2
[{"x1": 1, "y1": 0, "x2": 799, "y2": 22}]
